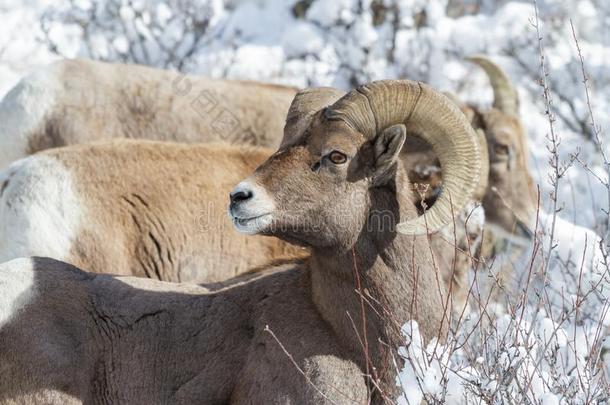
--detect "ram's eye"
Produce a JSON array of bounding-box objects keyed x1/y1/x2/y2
[
  {"x1": 494, "y1": 144, "x2": 510, "y2": 155},
  {"x1": 328, "y1": 151, "x2": 347, "y2": 165}
]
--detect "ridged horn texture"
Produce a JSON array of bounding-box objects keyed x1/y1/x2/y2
[
  {"x1": 466, "y1": 55, "x2": 519, "y2": 117},
  {"x1": 281, "y1": 87, "x2": 346, "y2": 148},
  {"x1": 442, "y1": 91, "x2": 462, "y2": 107},
  {"x1": 326, "y1": 80, "x2": 482, "y2": 235},
  {"x1": 473, "y1": 128, "x2": 490, "y2": 201}
]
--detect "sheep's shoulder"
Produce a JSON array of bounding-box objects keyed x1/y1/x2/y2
[{"x1": 229, "y1": 265, "x2": 367, "y2": 404}]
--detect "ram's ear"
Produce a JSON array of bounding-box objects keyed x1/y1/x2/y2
[{"x1": 371, "y1": 124, "x2": 406, "y2": 186}]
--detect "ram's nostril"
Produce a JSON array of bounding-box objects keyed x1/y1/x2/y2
[{"x1": 230, "y1": 189, "x2": 253, "y2": 205}]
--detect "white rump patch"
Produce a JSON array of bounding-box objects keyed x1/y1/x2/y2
[
  {"x1": 0, "y1": 155, "x2": 82, "y2": 263},
  {"x1": 0, "y1": 63, "x2": 61, "y2": 170},
  {"x1": 0, "y1": 258, "x2": 35, "y2": 327}
]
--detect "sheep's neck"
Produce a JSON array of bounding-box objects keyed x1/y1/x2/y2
[{"x1": 309, "y1": 182, "x2": 445, "y2": 399}]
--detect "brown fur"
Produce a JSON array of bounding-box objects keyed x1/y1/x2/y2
[
  {"x1": 3, "y1": 140, "x2": 306, "y2": 283},
  {"x1": 0, "y1": 257, "x2": 367, "y2": 404},
  {"x1": 22, "y1": 59, "x2": 298, "y2": 155},
  {"x1": 477, "y1": 108, "x2": 537, "y2": 234}
]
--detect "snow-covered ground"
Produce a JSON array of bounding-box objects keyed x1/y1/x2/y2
[{"x1": 1, "y1": 0, "x2": 609, "y2": 402}]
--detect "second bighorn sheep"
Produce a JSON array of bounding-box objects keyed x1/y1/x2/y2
[
  {"x1": 0, "y1": 79, "x2": 481, "y2": 404},
  {"x1": 0, "y1": 59, "x2": 299, "y2": 170},
  {"x1": 0, "y1": 141, "x2": 305, "y2": 283}
]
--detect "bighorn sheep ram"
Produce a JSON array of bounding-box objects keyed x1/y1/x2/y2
[
  {"x1": 0, "y1": 141, "x2": 305, "y2": 283},
  {"x1": 0, "y1": 58, "x2": 299, "y2": 170},
  {"x1": 0, "y1": 80, "x2": 481, "y2": 404},
  {"x1": 465, "y1": 55, "x2": 537, "y2": 239}
]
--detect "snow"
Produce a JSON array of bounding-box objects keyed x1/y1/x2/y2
[
  {"x1": 281, "y1": 22, "x2": 325, "y2": 58},
  {"x1": 226, "y1": 44, "x2": 284, "y2": 80},
  {"x1": 1, "y1": 0, "x2": 609, "y2": 402},
  {"x1": 306, "y1": 0, "x2": 358, "y2": 27}
]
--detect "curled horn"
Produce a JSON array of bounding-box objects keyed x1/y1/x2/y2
[
  {"x1": 326, "y1": 80, "x2": 482, "y2": 235},
  {"x1": 473, "y1": 128, "x2": 489, "y2": 201},
  {"x1": 466, "y1": 55, "x2": 519, "y2": 117}
]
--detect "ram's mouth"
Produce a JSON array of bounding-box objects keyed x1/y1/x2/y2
[{"x1": 231, "y1": 213, "x2": 273, "y2": 234}]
